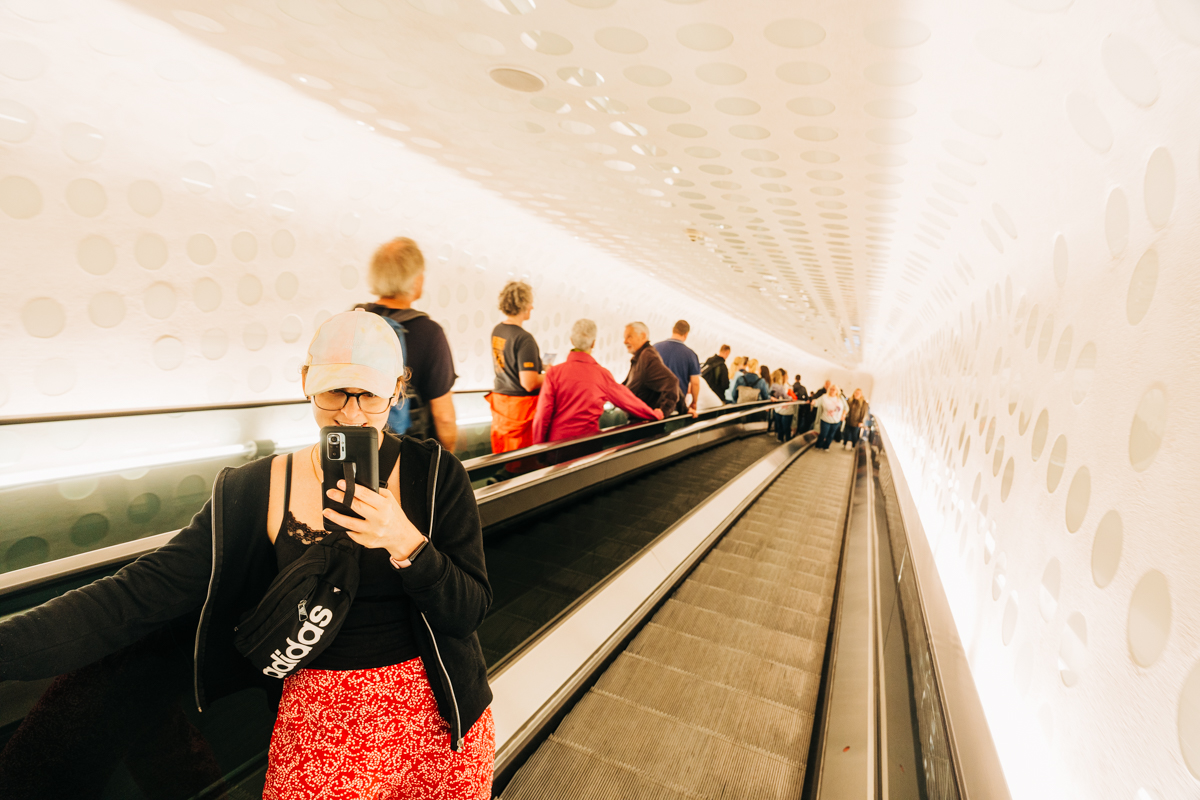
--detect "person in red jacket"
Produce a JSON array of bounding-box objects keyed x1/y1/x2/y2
[{"x1": 533, "y1": 319, "x2": 664, "y2": 443}]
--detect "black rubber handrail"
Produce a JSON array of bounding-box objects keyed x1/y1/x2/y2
[{"x1": 462, "y1": 399, "x2": 794, "y2": 475}]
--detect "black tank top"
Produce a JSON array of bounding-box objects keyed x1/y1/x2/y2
[{"x1": 274, "y1": 453, "x2": 418, "y2": 670}]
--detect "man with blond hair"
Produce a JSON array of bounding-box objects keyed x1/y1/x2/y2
[{"x1": 354, "y1": 237, "x2": 458, "y2": 451}]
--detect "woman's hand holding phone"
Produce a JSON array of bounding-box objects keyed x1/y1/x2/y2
[{"x1": 323, "y1": 480, "x2": 426, "y2": 562}]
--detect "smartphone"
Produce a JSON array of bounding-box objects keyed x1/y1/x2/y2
[
  {"x1": 542, "y1": 351, "x2": 557, "y2": 367},
  {"x1": 320, "y1": 426, "x2": 379, "y2": 533}
]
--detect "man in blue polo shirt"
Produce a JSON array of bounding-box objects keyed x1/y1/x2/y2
[{"x1": 654, "y1": 320, "x2": 702, "y2": 417}]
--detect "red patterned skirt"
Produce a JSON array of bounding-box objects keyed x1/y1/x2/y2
[{"x1": 263, "y1": 658, "x2": 494, "y2": 800}]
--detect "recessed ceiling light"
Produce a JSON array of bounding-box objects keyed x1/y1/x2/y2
[{"x1": 489, "y1": 67, "x2": 547, "y2": 93}]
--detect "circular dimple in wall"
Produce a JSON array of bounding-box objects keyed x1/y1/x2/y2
[
  {"x1": 1105, "y1": 187, "x2": 1129, "y2": 257},
  {"x1": 135, "y1": 233, "x2": 168, "y2": 270},
  {"x1": 275, "y1": 272, "x2": 299, "y2": 300},
  {"x1": 200, "y1": 328, "x2": 228, "y2": 360},
  {"x1": 985, "y1": 417, "x2": 996, "y2": 452},
  {"x1": 127, "y1": 493, "x2": 161, "y2": 524},
  {"x1": 182, "y1": 161, "x2": 215, "y2": 193},
  {"x1": 0, "y1": 99, "x2": 36, "y2": 142},
  {"x1": 1178, "y1": 660, "x2": 1200, "y2": 779},
  {"x1": 1143, "y1": 147, "x2": 1175, "y2": 228},
  {"x1": 1127, "y1": 248, "x2": 1158, "y2": 325},
  {"x1": 128, "y1": 180, "x2": 163, "y2": 216},
  {"x1": 243, "y1": 323, "x2": 268, "y2": 351},
  {"x1": 62, "y1": 122, "x2": 104, "y2": 163},
  {"x1": 1052, "y1": 234, "x2": 1068, "y2": 286},
  {"x1": 22, "y1": 297, "x2": 66, "y2": 338},
  {"x1": 187, "y1": 233, "x2": 216, "y2": 265},
  {"x1": 193, "y1": 278, "x2": 221, "y2": 312},
  {"x1": 0, "y1": 175, "x2": 43, "y2": 218},
  {"x1": 232, "y1": 231, "x2": 258, "y2": 261},
  {"x1": 1024, "y1": 305, "x2": 1039, "y2": 347},
  {"x1": 280, "y1": 314, "x2": 303, "y2": 343},
  {"x1": 238, "y1": 275, "x2": 263, "y2": 305},
  {"x1": 1018, "y1": 397, "x2": 1033, "y2": 435},
  {"x1": 1040, "y1": 558, "x2": 1060, "y2": 621},
  {"x1": 1046, "y1": 435, "x2": 1068, "y2": 492},
  {"x1": 1059, "y1": 612, "x2": 1087, "y2": 687},
  {"x1": 77, "y1": 235, "x2": 116, "y2": 275},
  {"x1": 1002, "y1": 590, "x2": 1019, "y2": 645},
  {"x1": 70, "y1": 513, "x2": 109, "y2": 547},
  {"x1": 88, "y1": 291, "x2": 125, "y2": 328},
  {"x1": 961, "y1": 435, "x2": 970, "y2": 466},
  {"x1": 5, "y1": 537, "x2": 50, "y2": 571},
  {"x1": 144, "y1": 282, "x2": 177, "y2": 319},
  {"x1": 1031, "y1": 410, "x2": 1049, "y2": 460},
  {"x1": 1000, "y1": 458, "x2": 1015, "y2": 501},
  {"x1": 1065, "y1": 466, "x2": 1090, "y2": 532},
  {"x1": 66, "y1": 178, "x2": 107, "y2": 217},
  {"x1": 1053, "y1": 326, "x2": 1073, "y2": 372},
  {"x1": 272, "y1": 230, "x2": 296, "y2": 257},
  {"x1": 1129, "y1": 385, "x2": 1166, "y2": 471},
  {"x1": 1091, "y1": 510, "x2": 1122, "y2": 588},
  {"x1": 1037, "y1": 314, "x2": 1054, "y2": 362},
  {"x1": 992, "y1": 436, "x2": 1005, "y2": 476},
  {"x1": 152, "y1": 336, "x2": 185, "y2": 370},
  {"x1": 992, "y1": 552, "x2": 1007, "y2": 600},
  {"x1": 1072, "y1": 342, "x2": 1096, "y2": 404},
  {"x1": 340, "y1": 265, "x2": 359, "y2": 289},
  {"x1": 1128, "y1": 570, "x2": 1171, "y2": 667}
]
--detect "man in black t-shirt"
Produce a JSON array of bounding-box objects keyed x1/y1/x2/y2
[
  {"x1": 487, "y1": 281, "x2": 543, "y2": 454},
  {"x1": 355, "y1": 237, "x2": 458, "y2": 451}
]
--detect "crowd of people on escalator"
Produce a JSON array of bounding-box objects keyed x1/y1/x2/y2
[
  {"x1": 0, "y1": 234, "x2": 872, "y2": 800},
  {"x1": 353, "y1": 236, "x2": 871, "y2": 456}
]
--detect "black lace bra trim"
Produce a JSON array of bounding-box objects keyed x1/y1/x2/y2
[{"x1": 282, "y1": 510, "x2": 328, "y2": 546}]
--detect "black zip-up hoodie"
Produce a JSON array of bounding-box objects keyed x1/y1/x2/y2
[{"x1": 0, "y1": 436, "x2": 492, "y2": 751}]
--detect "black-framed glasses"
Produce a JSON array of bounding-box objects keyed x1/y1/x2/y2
[{"x1": 312, "y1": 389, "x2": 393, "y2": 414}]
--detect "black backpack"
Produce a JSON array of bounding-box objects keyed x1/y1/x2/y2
[{"x1": 232, "y1": 435, "x2": 402, "y2": 679}]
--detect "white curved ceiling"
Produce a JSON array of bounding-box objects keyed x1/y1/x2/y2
[{"x1": 117, "y1": 0, "x2": 1017, "y2": 369}]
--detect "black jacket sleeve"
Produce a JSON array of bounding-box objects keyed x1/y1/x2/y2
[
  {"x1": 0, "y1": 504, "x2": 214, "y2": 681},
  {"x1": 398, "y1": 453, "x2": 492, "y2": 639}
]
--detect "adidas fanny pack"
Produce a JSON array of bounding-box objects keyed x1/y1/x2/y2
[
  {"x1": 233, "y1": 434, "x2": 401, "y2": 679},
  {"x1": 233, "y1": 530, "x2": 362, "y2": 679}
]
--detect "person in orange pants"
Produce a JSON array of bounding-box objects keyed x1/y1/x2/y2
[{"x1": 486, "y1": 280, "x2": 543, "y2": 459}]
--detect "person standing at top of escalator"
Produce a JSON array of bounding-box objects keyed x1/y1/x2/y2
[
  {"x1": 486, "y1": 281, "x2": 543, "y2": 455},
  {"x1": 622, "y1": 322, "x2": 681, "y2": 418},
  {"x1": 354, "y1": 237, "x2": 458, "y2": 452}
]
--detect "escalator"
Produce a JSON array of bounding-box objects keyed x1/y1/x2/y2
[
  {"x1": 0, "y1": 404, "x2": 1009, "y2": 799},
  {"x1": 501, "y1": 448, "x2": 855, "y2": 799}
]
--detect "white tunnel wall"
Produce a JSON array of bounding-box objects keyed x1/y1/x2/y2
[
  {"x1": 0, "y1": 0, "x2": 852, "y2": 422},
  {"x1": 870, "y1": 3, "x2": 1200, "y2": 799}
]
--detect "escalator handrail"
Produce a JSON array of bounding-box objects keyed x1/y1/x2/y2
[
  {"x1": 462, "y1": 399, "x2": 796, "y2": 475},
  {"x1": 0, "y1": 400, "x2": 794, "y2": 598},
  {"x1": 0, "y1": 389, "x2": 493, "y2": 427}
]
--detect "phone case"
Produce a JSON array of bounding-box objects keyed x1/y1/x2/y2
[{"x1": 319, "y1": 426, "x2": 380, "y2": 532}]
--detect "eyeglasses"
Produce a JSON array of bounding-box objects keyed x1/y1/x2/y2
[{"x1": 312, "y1": 389, "x2": 392, "y2": 414}]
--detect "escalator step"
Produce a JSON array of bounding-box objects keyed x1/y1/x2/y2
[
  {"x1": 670, "y1": 581, "x2": 830, "y2": 643},
  {"x1": 650, "y1": 599, "x2": 825, "y2": 674},
  {"x1": 625, "y1": 623, "x2": 822, "y2": 712},
  {"x1": 541, "y1": 691, "x2": 804, "y2": 800},
  {"x1": 595, "y1": 651, "x2": 816, "y2": 759},
  {"x1": 686, "y1": 563, "x2": 831, "y2": 616}
]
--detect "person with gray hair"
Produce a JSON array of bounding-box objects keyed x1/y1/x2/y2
[
  {"x1": 533, "y1": 319, "x2": 662, "y2": 443},
  {"x1": 622, "y1": 322, "x2": 682, "y2": 418}
]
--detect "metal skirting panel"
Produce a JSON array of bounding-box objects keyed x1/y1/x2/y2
[{"x1": 500, "y1": 447, "x2": 857, "y2": 800}]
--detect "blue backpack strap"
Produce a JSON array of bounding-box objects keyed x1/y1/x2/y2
[{"x1": 379, "y1": 315, "x2": 412, "y2": 435}]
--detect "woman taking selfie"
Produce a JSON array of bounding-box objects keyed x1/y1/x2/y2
[{"x1": 0, "y1": 309, "x2": 495, "y2": 799}]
